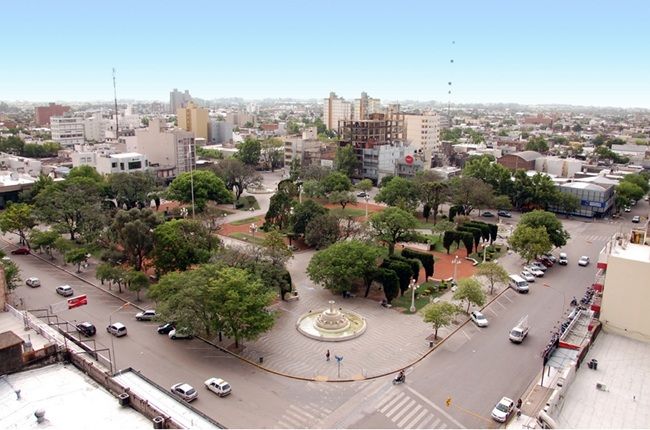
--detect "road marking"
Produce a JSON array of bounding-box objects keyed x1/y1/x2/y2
[
  {"x1": 386, "y1": 396, "x2": 411, "y2": 418},
  {"x1": 406, "y1": 408, "x2": 428, "y2": 428},
  {"x1": 289, "y1": 404, "x2": 314, "y2": 419},
  {"x1": 488, "y1": 308, "x2": 498, "y2": 317},
  {"x1": 495, "y1": 300, "x2": 507, "y2": 309},
  {"x1": 461, "y1": 330, "x2": 471, "y2": 340},
  {"x1": 391, "y1": 399, "x2": 416, "y2": 422},
  {"x1": 406, "y1": 387, "x2": 466, "y2": 429},
  {"x1": 397, "y1": 404, "x2": 422, "y2": 427},
  {"x1": 380, "y1": 391, "x2": 405, "y2": 413},
  {"x1": 502, "y1": 294, "x2": 514, "y2": 303}
]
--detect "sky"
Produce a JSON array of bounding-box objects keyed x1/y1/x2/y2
[{"x1": 2, "y1": 0, "x2": 649, "y2": 108}]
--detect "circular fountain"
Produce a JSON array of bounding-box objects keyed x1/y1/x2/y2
[{"x1": 296, "y1": 300, "x2": 367, "y2": 341}]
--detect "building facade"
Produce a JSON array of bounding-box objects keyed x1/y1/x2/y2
[
  {"x1": 208, "y1": 120, "x2": 233, "y2": 144},
  {"x1": 169, "y1": 88, "x2": 192, "y2": 114},
  {"x1": 72, "y1": 150, "x2": 148, "y2": 175},
  {"x1": 497, "y1": 150, "x2": 542, "y2": 171},
  {"x1": 133, "y1": 118, "x2": 194, "y2": 179},
  {"x1": 50, "y1": 116, "x2": 85, "y2": 146},
  {"x1": 550, "y1": 181, "x2": 615, "y2": 218},
  {"x1": 177, "y1": 101, "x2": 209, "y2": 140},
  {"x1": 352, "y1": 92, "x2": 381, "y2": 121},
  {"x1": 403, "y1": 112, "x2": 439, "y2": 169},
  {"x1": 34, "y1": 103, "x2": 70, "y2": 126},
  {"x1": 83, "y1": 114, "x2": 108, "y2": 142},
  {"x1": 323, "y1": 92, "x2": 352, "y2": 131}
]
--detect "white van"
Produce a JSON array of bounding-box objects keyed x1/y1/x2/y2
[{"x1": 509, "y1": 274, "x2": 529, "y2": 294}]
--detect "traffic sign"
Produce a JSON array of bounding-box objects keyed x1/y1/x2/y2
[{"x1": 405, "y1": 155, "x2": 414, "y2": 165}]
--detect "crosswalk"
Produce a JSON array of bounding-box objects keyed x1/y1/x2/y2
[
  {"x1": 375, "y1": 389, "x2": 448, "y2": 429},
  {"x1": 276, "y1": 403, "x2": 333, "y2": 429}
]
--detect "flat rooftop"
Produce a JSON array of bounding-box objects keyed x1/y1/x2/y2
[
  {"x1": 611, "y1": 242, "x2": 650, "y2": 263},
  {"x1": 1, "y1": 364, "x2": 151, "y2": 429}
]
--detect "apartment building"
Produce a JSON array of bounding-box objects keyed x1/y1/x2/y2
[
  {"x1": 177, "y1": 101, "x2": 209, "y2": 140},
  {"x1": 169, "y1": 88, "x2": 192, "y2": 114},
  {"x1": 208, "y1": 120, "x2": 232, "y2": 144},
  {"x1": 403, "y1": 112, "x2": 440, "y2": 169},
  {"x1": 352, "y1": 92, "x2": 381, "y2": 121},
  {"x1": 50, "y1": 116, "x2": 85, "y2": 146},
  {"x1": 133, "y1": 118, "x2": 194, "y2": 180},
  {"x1": 72, "y1": 148, "x2": 148, "y2": 175},
  {"x1": 323, "y1": 92, "x2": 352, "y2": 131},
  {"x1": 84, "y1": 114, "x2": 108, "y2": 142},
  {"x1": 34, "y1": 103, "x2": 70, "y2": 126}
]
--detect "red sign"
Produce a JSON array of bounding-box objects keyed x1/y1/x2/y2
[
  {"x1": 405, "y1": 155, "x2": 414, "y2": 165},
  {"x1": 68, "y1": 295, "x2": 88, "y2": 309}
]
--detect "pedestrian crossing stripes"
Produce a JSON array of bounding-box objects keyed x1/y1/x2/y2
[
  {"x1": 276, "y1": 403, "x2": 332, "y2": 429},
  {"x1": 374, "y1": 389, "x2": 448, "y2": 429}
]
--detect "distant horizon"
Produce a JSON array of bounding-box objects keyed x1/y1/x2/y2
[{"x1": 2, "y1": 0, "x2": 649, "y2": 109}]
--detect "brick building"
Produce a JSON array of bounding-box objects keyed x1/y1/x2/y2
[{"x1": 34, "y1": 103, "x2": 70, "y2": 126}]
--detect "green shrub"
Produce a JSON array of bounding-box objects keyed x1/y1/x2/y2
[{"x1": 402, "y1": 248, "x2": 435, "y2": 278}]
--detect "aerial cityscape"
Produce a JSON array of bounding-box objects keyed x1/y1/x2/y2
[{"x1": 1, "y1": 1, "x2": 649, "y2": 429}]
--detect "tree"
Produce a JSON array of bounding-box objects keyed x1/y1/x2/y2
[
  {"x1": 107, "y1": 171, "x2": 157, "y2": 209},
  {"x1": 304, "y1": 214, "x2": 339, "y2": 249},
  {"x1": 260, "y1": 138, "x2": 284, "y2": 171},
  {"x1": 616, "y1": 181, "x2": 644, "y2": 208},
  {"x1": 65, "y1": 247, "x2": 89, "y2": 273},
  {"x1": 264, "y1": 189, "x2": 294, "y2": 230},
  {"x1": 126, "y1": 269, "x2": 150, "y2": 301},
  {"x1": 152, "y1": 219, "x2": 215, "y2": 274},
  {"x1": 301, "y1": 179, "x2": 325, "y2": 198},
  {"x1": 0, "y1": 203, "x2": 36, "y2": 247},
  {"x1": 334, "y1": 145, "x2": 359, "y2": 177},
  {"x1": 556, "y1": 193, "x2": 580, "y2": 217},
  {"x1": 236, "y1": 137, "x2": 262, "y2": 166},
  {"x1": 0, "y1": 135, "x2": 25, "y2": 155},
  {"x1": 493, "y1": 195, "x2": 513, "y2": 212},
  {"x1": 415, "y1": 179, "x2": 448, "y2": 223},
  {"x1": 525, "y1": 136, "x2": 549, "y2": 153},
  {"x1": 518, "y1": 210, "x2": 570, "y2": 248},
  {"x1": 29, "y1": 229, "x2": 60, "y2": 260},
  {"x1": 322, "y1": 171, "x2": 352, "y2": 193},
  {"x1": 96, "y1": 263, "x2": 116, "y2": 288},
  {"x1": 453, "y1": 278, "x2": 486, "y2": 313},
  {"x1": 450, "y1": 177, "x2": 494, "y2": 215},
  {"x1": 211, "y1": 158, "x2": 262, "y2": 202},
  {"x1": 328, "y1": 191, "x2": 357, "y2": 209},
  {"x1": 422, "y1": 301, "x2": 459, "y2": 340},
  {"x1": 291, "y1": 200, "x2": 328, "y2": 236},
  {"x1": 356, "y1": 179, "x2": 373, "y2": 193},
  {"x1": 476, "y1": 262, "x2": 509, "y2": 295},
  {"x1": 508, "y1": 225, "x2": 552, "y2": 262},
  {"x1": 370, "y1": 207, "x2": 418, "y2": 255},
  {"x1": 167, "y1": 170, "x2": 233, "y2": 212},
  {"x1": 307, "y1": 240, "x2": 386, "y2": 295},
  {"x1": 261, "y1": 229, "x2": 293, "y2": 267},
  {"x1": 620, "y1": 173, "x2": 649, "y2": 194},
  {"x1": 375, "y1": 177, "x2": 419, "y2": 211},
  {"x1": 111, "y1": 208, "x2": 161, "y2": 271},
  {"x1": 19, "y1": 173, "x2": 54, "y2": 203},
  {"x1": 67, "y1": 165, "x2": 104, "y2": 184}
]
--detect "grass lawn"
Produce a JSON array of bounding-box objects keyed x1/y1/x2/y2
[
  {"x1": 229, "y1": 232, "x2": 266, "y2": 245},
  {"x1": 329, "y1": 207, "x2": 367, "y2": 218},
  {"x1": 210, "y1": 208, "x2": 234, "y2": 217},
  {"x1": 416, "y1": 221, "x2": 436, "y2": 229},
  {"x1": 230, "y1": 216, "x2": 264, "y2": 226},
  {"x1": 391, "y1": 282, "x2": 445, "y2": 314}
]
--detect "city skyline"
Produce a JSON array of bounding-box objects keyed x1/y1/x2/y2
[{"x1": 2, "y1": 0, "x2": 649, "y2": 108}]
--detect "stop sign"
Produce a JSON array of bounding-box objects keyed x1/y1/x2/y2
[{"x1": 405, "y1": 155, "x2": 414, "y2": 165}]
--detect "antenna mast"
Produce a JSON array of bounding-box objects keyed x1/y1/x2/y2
[{"x1": 113, "y1": 68, "x2": 119, "y2": 141}]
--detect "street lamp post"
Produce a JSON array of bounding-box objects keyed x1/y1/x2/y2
[
  {"x1": 108, "y1": 302, "x2": 130, "y2": 374},
  {"x1": 409, "y1": 278, "x2": 419, "y2": 313},
  {"x1": 543, "y1": 283, "x2": 566, "y2": 315},
  {"x1": 364, "y1": 195, "x2": 370, "y2": 218},
  {"x1": 452, "y1": 256, "x2": 461, "y2": 284}
]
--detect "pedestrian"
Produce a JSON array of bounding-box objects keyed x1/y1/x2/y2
[
  {"x1": 516, "y1": 398, "x2": 522, "y2": 409},
  {"x1": 326, "y1": 350, "x2": 330, "y2": 361}
]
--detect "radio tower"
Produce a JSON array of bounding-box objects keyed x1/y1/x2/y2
[{"x1": 113, "y1": 68, "x2": 119, "y2": 141}]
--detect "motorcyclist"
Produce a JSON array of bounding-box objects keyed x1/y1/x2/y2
[{"x1": 396, "y1": 370, "x2": 405, "y2": 383}]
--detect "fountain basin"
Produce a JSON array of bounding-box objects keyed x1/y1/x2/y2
[{"x1": 296, "y1": 301, "x2": 367, "y2": 342}]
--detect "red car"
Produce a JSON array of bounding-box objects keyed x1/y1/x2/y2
[{"x1": 10, "y1": 247, "x2": 30, "y2": 255}]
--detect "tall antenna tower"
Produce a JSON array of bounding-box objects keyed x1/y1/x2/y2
[{"x1": 112, "y1": 68, "x2": 119, "y2": 141}]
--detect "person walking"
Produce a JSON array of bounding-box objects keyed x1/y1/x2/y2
[{"x1": 326, "y1": 350, "x2": 330, "y2": 361}]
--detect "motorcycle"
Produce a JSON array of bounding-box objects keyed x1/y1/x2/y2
[{"x1": 393, "y1": 374, "x2": 405, "y2": 385}]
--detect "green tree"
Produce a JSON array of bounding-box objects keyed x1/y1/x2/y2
[
  {"x1": 370, "y1": 207, "x2": 418, "y2": 255},
  {"x1": 152, "y1": 219, "x2": 215, "y2": 274},
  {"x1": 0, "y1": 203, "x2": 36, "y2": 247},
  {"x1": 67, "y1": 165, "x2": 104, "y2": 183},
  {"x1": 334, "y1": 145, "x2": 359, "y2": 177},
  {"x1": 236, "y1": 137, "x2": 262, "y2": 165},
  {"x1": 616, "y1": 182, "x2": 644, "y2": 208},
  {"x1": 375, "y1": 177, "x2": 419, "y2": 211},
  {"x1": 620, "y1": 173, "x2": 649, "y2": 194},
  {"x1": 356, "y1": 179, "x2": 373, "y2": 193},
  {"x1": 0, "y1": 258, "x2": 21, "y2": 292},
  {"x1": 453, "y1": 278, "x2": 486, "y2": 312},
  {"x1": 518, "y1": 210, "x2": 570, "y2": 248},
  {"x1": 260, "y1": 138, "x2": 284, "y2": 171},
  {"x1": 301, "y1": 179, "x2": 325, "y2": 198},
  {"x1": 107, "y1": 171, "x2": 157, "y2": 209},
  {"x1": 0, "y1": 135, "x2": 25, "y2": 155},
  {"x1": 167, "y1": 170, "x2": 233, "y2": 212},
  {"x1": 328, "y1": 191, "x2": 357, "y2": 209},
  {"x1": 307, "y1": 240, "x2": 386, "y2": 295},
  {"x1": 19, "y1": 173, "x2": 54, "y2": 203},
  {"x1": 291, "y1": 200, "x2": 328, "y2": 235},
  {"x1": 508, "y1": 225, "x2": 552, "y2": 262},
  {"x1": 415, "y1": 176, "x2": 448, "y2": 223},
  {"x1": 476, "y1": 262, "x2": 509, "y2": 295},
  {"x1": 261, "y1": 229, "x2": 293, "y2": 267},
  {"x1": 65, "y1": 247, "x2": 89, "y2": 273},
  {"x1": 422, "y1": 301, "x2": 459, "y2": 340},
  {"x1": 264, "y1": 189, "x2": 293, "y2": 230},
  {"x1": 556, "y1": 193, "x2": 580, "y2": 217},
  {"x1": 211, "y1": 158, "x2": 262, "y2": 202},
  {"x1": 525, "y1": 136, "x2": 549, "y2": 153},
  {"x1": 29, "y1": 229, "x2": 60, "y2": 260},
  {"x1": 304, "y1": 214, "x2": 339, "y2": 249},
  {"x1": 322, "y1": 171, "x2": 352, "y2": 193},
  {"x1": 450, "y1": 176, "x2": 494, "y2": 215},
  {"x1": 126, "y1": 269, "x2": 150, "y2": 301},
  {"x1": 111, "y1": 208, "x2": 161, "y2": 271}
]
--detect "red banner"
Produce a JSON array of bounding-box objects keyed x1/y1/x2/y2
[{"x1": 68, "y1": 295, "x2": 88, "y2": 309}]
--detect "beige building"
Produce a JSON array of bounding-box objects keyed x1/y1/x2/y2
[
  {"x1": 598, "y1": 225, "x2": 650, "y2": 342},
  {"x1": 132, "y1": 118, "x2": 194, "y2": 180},
  {"x1": 403, "y1": 112, "x2": 439, "y2": 169},
  {"x1": 323, "y1": 92, "x2": 352, "y2": 131},
  {"x1": 353, "y1": 91, "x2": 382, "y2": 121},
  {"x1": 177, "y1": 101, "x2": 209, "y2": 140}
]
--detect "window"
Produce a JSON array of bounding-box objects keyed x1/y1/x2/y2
[
  {"x1": 120, "y1": 163, "x2": 125, "y2": 170},
  {"x1": 128, "y1": 161, "x2": 142, "y2": 170},
  {"x1": 111, "y1": 162, "x2": 117, "y2": 168}
]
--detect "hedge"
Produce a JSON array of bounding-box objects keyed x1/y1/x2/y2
[
  {"x1": 402, "y1": 248, "x2": 435, "y2": 278},
  {"x1": 375, "y1": 268, "x2": 400, "y2": 303},
  {"x1": 382, "y1": 259, "x2": 413, "y2": 295}
]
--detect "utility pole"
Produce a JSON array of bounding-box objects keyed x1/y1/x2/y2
[{"x1": 112, "y1": 68, "x2": 119, "y2": 141}]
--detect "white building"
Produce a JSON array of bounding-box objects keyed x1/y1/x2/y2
[
  {"x1": 133, "y1": 118, "x2": 194, "y2": 180},
  {"x1": 323, "y1": 92, "x2": 352, "y2": 131},
  {"x1": 403, "y1": 112, "x2": 440, "y2": 168},
  {"x1": 353, "y1": 92, "x2": 381, "y2": 121},
  {"x1": 169, "y1": 88, "x2": 192, "y2": 114},
  {"x1": 72, "y1": 149, "x2": 148, "y2": 175},
  {"x1": 51, "y1": 116, "x2": 85, "y2": 146},
  {"x1": 84, "y1": 114, "x2": 108, "y2": 142}
]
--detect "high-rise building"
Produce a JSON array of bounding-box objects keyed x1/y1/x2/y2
[
  {"x1": 83, "y1": 114, "x2": 108, "y2": 142},
  {"x1": 133, "y1": 118, "x2": 194, "y2": 180},
  {"x1": 35, "y1": 103, "x2": 70, "y2": 126},
  {"x1": 169, "y1": 88, "x2": 192, "y2": 114},
  {"x1": 208, "y1": 120, "x2": 233, "y2": 144},
  {"x1": 50, "y1": 116, "x2": 85, "y2": 146},
  {"x1": 353, "y1": 92, "x2": 381, "y2": 121},
  {"x1": 177, "y1": 101, "x2": 209, "y2": 140},
  {"x1": 323, "y1": 92, "x2": 352, "y2": 131}
]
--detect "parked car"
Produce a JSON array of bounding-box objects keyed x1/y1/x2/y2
[
  {"x1": 204, "y1": 377, "x2": 232, "y2": 397},
  {"x1": 135, "y1": 310, "x2": 156, "y2": 321},
  {"x1": 76, "y1": 322, "x2": 96, "y2": 337},
  {"x1": 356, "y1": 191, "x2": 367, "y2": 198},
  {"x1": 26, "y1": 277, "x2": 41, "y2": 288},
  {"x1": 157, "y1": 322, "x2": 175, "y2": 334},
  {"x1": 107, "y1": 322, "x2": 127, "y2": 337},
  {"x1": 491, "y1": 397, "x2": 515, "y2": 423},
  {"x1": 524, "y1": 266, "x2": 544, "y2": 277},
  {"x1": 578, "y1": 256, "x2": 590, "y2": 266},
  {"x1": 169, "y1": 328, "x2": 193, "y2": 340},
  {"x1": 481, "y1": 211, "x2": 495, "y2": 218},
  {"x1": 543, "y1": 253, "x2": 557, "y2": 263},
  {"x1": 520, "y1": 271, "x2": 536, "y2": 283},
  {"x1": 11, "y1": 247, "x2": 30, "y2": 255},
  {"x1": 537, "y1": 257, "x2": 554, "y2": 267},
  {"x1": 529, "y1": 261, "x2": 547, "y2": 272},
  {"x1": 171, "y1": 383, "x2": 198, "y2": 402},
  {"x1": 624, "y1": 207, "x2": 631, "y2": 212},
  {"x1": 558, "y1": 252, "x2": 568, "y2": 265},
  {"x1": 497, "y1": 210, "x2": 512, "y2": 218},
  {"x1": 56, "y1": 285, "x2": 74, "y2": 297},
  {"x1": 632, "y1": 216, "x2": 640, "y2": 223},
  {"x1": 470, "y1": 311, "x2": 488, "y2": 327}
]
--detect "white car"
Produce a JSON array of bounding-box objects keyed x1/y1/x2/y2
[
  {"x1": 106, "y1": 322, "x2": 127, "y2": 337},
  {"x1": 135, "y1": 310, "x2": 156, "y2": 321},
  {"x1": 204, "y1": 377, "x2": 232, "y2": 397},
  {"x1": 524, "y1": 266, "x2": 544, "y2": 277},
  {"x1": 520, "y1": 271, "x2": 536, "y2": 282},
  {"x1": 470, "y1": 311, "x2": 488, "y2": 327},
  {"x1": 491, "y1": 396, "x2": 515, "y2": 423},
  {"x1": 578, "y1": 256, "x2": 590, "y2": 266},
  {"x1": 171, "y1": 383, "x2": 198, "y2": 402},
  {"x1": 529, "y1": 261, "x2": 547, "y2": 272},
  {"x1": 56, "y1": 285, "x2": 74, "y2": 297},
  {"x1": 26, "y1": 277, "x2": 41, "y2": 287},
  {"x1": 169, "y1": 328, "x2": 193, "y2": 340}
]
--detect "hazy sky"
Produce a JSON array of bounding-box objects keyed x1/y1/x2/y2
[{"x1": 2, "y1": 0, "x2": 649, "y2": 107}]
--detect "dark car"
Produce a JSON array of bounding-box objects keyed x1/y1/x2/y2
[
  {"x1": 11, "y1": 247, "x2": 30, "y2": 255},
  {"x1": 497, "y1": 210, "x2": 512, "y2": 218},
  {"x1": 76, "y1": 322, "x2": 96, "y2": 337},
  {"x1": 157, "y1": 322, "x2": 175, "y2": 334},
  {"x1": 481, "y1": 211, "x2": 495, "y2": 218},
  {"x1": 356, "y1": 191, "x2": 367, "y2": 198},
  {"x1": 538, "y1": 256, "x2": 554, "y2": 267}
]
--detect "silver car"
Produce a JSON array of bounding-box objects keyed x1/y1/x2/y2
[
  {"x1": 56, "y1": 285, "x2": 74, "y2": 297},
  {"x1": 171, "y1": 383, "x2": 198, "y2": 402}
]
